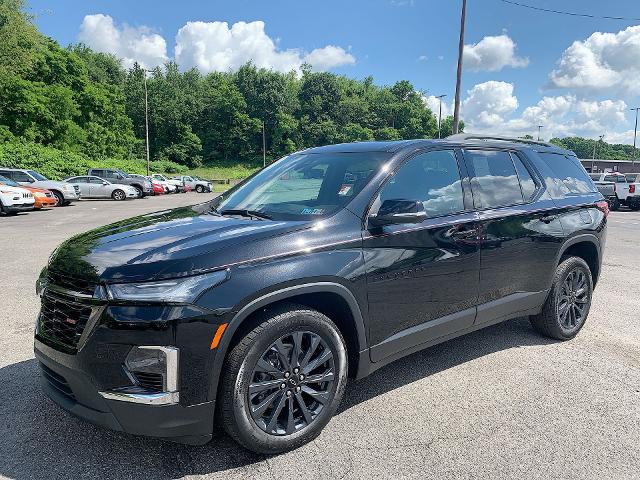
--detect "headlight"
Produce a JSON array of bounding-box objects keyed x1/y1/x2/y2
[
  {"x1": 63, "y1": 184, "x2": 74, "y2": 192},
  {"x1": 107, "y1": 269, "x2": 229, "y2": 303},
  {"x1": 33, "y1": 191, "x2": 45, "y2": 198}
]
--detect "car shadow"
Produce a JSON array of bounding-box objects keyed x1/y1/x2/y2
[{"x1": 0, "y1": 317, "x2": 553, "y2": 479}]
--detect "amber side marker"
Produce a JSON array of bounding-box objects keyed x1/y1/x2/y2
[{"x1": 210, "y1": 323, "x2": 229, "y2": 349}]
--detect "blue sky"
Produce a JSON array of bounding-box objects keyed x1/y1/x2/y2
[{"x1": 26, "y1": 0, "x2": 640, "y2": 144}]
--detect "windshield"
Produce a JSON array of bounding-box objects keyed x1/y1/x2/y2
[
  {"x1": 213, "y1": 151, "x2": 391, "y2": 220},
  {"x1": 116, "y1": 169, "x2": 130, "y2": 178},
  {"x1": 0, "y1": 174, "x2": 20, "y2": 187},
  {"x1": 27, "y1": 170, "x2": 48, "y2": 181}
]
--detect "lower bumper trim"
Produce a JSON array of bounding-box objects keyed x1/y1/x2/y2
[{"x1": 99, "y1": 389, "x2": 179, "y2": 405}]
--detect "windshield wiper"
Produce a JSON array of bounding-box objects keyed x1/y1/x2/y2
[{"x1": 219, "y1": 209, "x2": 272, "y2": 220}]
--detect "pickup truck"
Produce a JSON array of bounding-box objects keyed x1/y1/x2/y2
[
  {"x1": 590, "y1": 172, "x2": 640, "y2": 211},
  {"x1": 171, "y1": 175, "x2": 212, "y2": 193}
]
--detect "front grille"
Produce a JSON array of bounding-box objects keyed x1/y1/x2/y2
[
  {"x1": 72, "y1": 185, "x2": 80, "y2": 193},
  {"x1": 47, "y1": 271, "x2": 96, "y2": 296},
  {"x1": 39, "y1": 363, "x2": 76, "y2": 402},
  {"x1": 38, "y1": 291, "x2": 93, "y2": 351},
  {"x1": 133, "y1": 371, "x2": 164, "y2": 391},
  {"x1": 23, "y1": 192, "x2": 32, "y2": 198}
]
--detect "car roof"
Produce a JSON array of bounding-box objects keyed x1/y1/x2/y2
[{"x1": 302, "y1": 135, "x2": 570, "y2": 155}]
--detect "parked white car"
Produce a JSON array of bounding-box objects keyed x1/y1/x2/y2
[
  {"x1": 0, "y1": 182, "x2": 35, "y2": 215},
  {"x1": 172, "y1": 175, "x2": 212, "y2": 193},
  {"x1": 590, "y1": 172, "x2": 640, "y2": 210},
  {"x1": 65, "y1": 176, "x2": 138, "y2": 201},
  {"x1": 0, "y1": 168, "x2": 80, "y2": 205},
  {"x1": 152, "y1": 174, "x2": 181, "y2": 193}
]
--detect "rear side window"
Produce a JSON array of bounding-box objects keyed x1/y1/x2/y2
[
  {"x1": 511, "y1": 154, "x2": 537, "y2": 201},
  {"x1": 464, "y1": 150, "x2": 524, "y2": 208},
  {"x1": 537, "y1": 153, "x2": 597, "y2": 198}
]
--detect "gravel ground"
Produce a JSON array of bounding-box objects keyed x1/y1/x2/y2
[{"x1": 0, "y1": 195, "x2": 638, "y2": 480}]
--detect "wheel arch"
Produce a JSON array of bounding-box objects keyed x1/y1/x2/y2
[
  {"x1": 557, "y1": 234, "x2": 601, "y2": 286},
  {"x1": 207, "y1": 282, "x2": 368, "y2": 403}
]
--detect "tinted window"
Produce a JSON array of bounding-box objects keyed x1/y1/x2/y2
[
  {"x1": 464, "y1": 150, "x2": 523, "y2": 208},
  {"x1": 511, "y1": 153, "x2": 537, "y2": 201},
  {"x1": 67, "y1": 177, "x2": 82, "y2": 184},
  {"x1": 215, "y1": 152, "x2": 390, "y2": 220},
  {"x1": 538, "y1": 153, "x2": 597, "y2": 198},
  {"x1": 376, "y1": 150, "x2": 464, "y2": 218},
  {"x1": 27, "y1": 170, "x2": 47, "y2": 181},
  {"x1": 89, "y1": 177, "x2": 105, "y2": 184},
  {"x1": 626, "y1": 174, "x2": 639, "y2": 183},
  {"x1": 92, "y1": 170, "x2": 104, "y2": 177}
]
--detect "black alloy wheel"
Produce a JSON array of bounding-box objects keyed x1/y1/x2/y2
[
  {"x1": 219, "y1": 304, "x2": 347, "y2": 454},
  {"x1": 557, "y1": 267, "x2": 589, "y2": 329},
  {"x1": 530, "y1": 256, "x2": 593, "y2": 340},
  {"x1": 248, "y1": 331, "x2": 335, "y2": 436}
]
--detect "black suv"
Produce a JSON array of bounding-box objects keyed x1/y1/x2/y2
[{"x1": 35, "y1": 135, "x2": 607, "y2": 453}]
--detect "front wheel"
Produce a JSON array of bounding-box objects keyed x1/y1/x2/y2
[
  {"x1": 133, "y1": 185, "x2": 143, "y2": 198},
  {"x1": 219, "y1": 305, "x2": 348, "y2": 454},
  {"x1": 51, "y1": 190, "x2": 65, "y2": 206},
  {"x1": 111, "y1": 189, "x2": 126, "y2": 201},
  {"x1": 530, "y1": 256, "x2": 593, "y2": 340},
  {"x1": 195, "y1": 185, "x2": 204, "y2": 193}
]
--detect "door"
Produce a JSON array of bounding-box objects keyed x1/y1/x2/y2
[
  {"x1": 363, "y1": 149, "x2": 481, "y2": 362},
  {"x1": 462, "y1": 149, "x2": 564, "y2": 324},
  {"x1": 68, "y1": 177, "x2": 91, "y2": 197},
  {"x1": 88, "y1": 177, "x2": 109, "y2": 197}
]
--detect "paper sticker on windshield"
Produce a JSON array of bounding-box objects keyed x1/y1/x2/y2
[
  {"x1": 301, "y1": 208, "x2": 325, "y2": 215},
  {"x1": 338, "y1": 184, "x2": 353, "y2": 196}
]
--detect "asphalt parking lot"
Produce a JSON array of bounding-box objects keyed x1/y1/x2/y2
[{"x1": 0, "y1": 195, "x2": 638, "y2": 479}]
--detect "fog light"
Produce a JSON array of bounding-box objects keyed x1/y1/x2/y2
[{"x1": 125, "y1": 346, "x2": 179, "y2": 393}]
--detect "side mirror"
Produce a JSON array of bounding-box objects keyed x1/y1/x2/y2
[
  {"x1": 102, "y1": 181, "x2": 109, "y2": 185},
  {"x1": 368, "y1": 199, "x2": 427, "y2": 228}
]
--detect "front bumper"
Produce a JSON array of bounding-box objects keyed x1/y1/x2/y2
[
  {"x1": 4, "y1": 203, "x2": 34, "y2": 213},
  {"x1": 34, "y1": 338, "x2": 214, "y2": 445},
  {"x1": 62, "y1": 190, "x2": 80, "y2": 201}
]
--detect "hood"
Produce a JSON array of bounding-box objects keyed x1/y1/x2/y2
[
  {"x1": 47, "y1": 204, "x2": 308, "y2": 284},
  {"x1": 0, "y1": 184, "x2": 31, "y2": 195},
  {"x1": 21, "y1": 186, "x2": 51, "y2": 194}
]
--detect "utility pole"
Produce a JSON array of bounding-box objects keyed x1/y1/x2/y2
[
  {"x1": 143, "y1": 70, "x2": 151, "y2": 176},
  {"x1": 592, "y1": 134, "x2": 604, "y2": 173},
  {"x1": 631, "y1": 107, "x2": 639, "y2": 167},
  {"x1": 436, "y1": 94, "x2": 447, "y2": 138},
  {"x1": 452, "y1": 0, "x2": 467, "y2": 135},
  {"x1": 537, "y1": 125, "x2": 543, "y2": 141},
  {"x1": 262, "y1": 121, "x2": 266, "y2": 168}
]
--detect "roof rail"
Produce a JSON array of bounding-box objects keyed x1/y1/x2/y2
[{"x1": 446, "y1": 133, "x2": 554, "y2": 148}]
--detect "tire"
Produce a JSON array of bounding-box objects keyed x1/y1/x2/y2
[
  {"x1": 132, "y1": 185, "x2": 143, "y2": 198},
  {"x1": 530, "y1": 256, "x2": 593, "y2": 340},
  {"x1": 219, "y1": 304, "x2": 348, "y2": 454},
  {"x1": 196, "y1": 185, "x2": 204, "y2": 193},
  {"x1": 610, "y1": 197, "x2": 620, "y2": 211},
  {"x1": 111, "y1": 189, "x2": 126, "y2": 201},
  {"x1": 51, "y1": 190, "x2": 65, "y2": 206},
  {"x1": 629, "y1": 203, "x2": 640, "y2": 211}
]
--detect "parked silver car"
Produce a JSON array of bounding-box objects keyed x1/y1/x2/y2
[
  {"x1": 64, "y1": 176, "x2": 138, "y2": 201},
  {"x1": 0, "y1": 168, "x2": 80, "y2": 205}
]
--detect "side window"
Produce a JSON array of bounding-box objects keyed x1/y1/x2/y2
[
  {"x1": 464, "y1": 150, "x2": 524, "y2": 208},
  {"x1": 67, "y1": 178, "x2": 79, "y2": 184},
  {"x1": 537, "y1": 153, "x2": 597, "y2": 198},
  {"x1": 511, "y1": 153, "x2": 537, "y2": 201},
  {"x1": 89, "y1": 177, "x2": 104, "y2": 184},
  {"x1": 12, "y1": 171, "x2": 34, "y2": 183},
  {"x1": 603, "y1": 175, "x2": 617, "y2": 182},
  {"x1": 92, "y1": 170, "x2": 103, "y2": 178},
  {"x1": 376, "y1": 150, "x2": 464, "y2": 218}
]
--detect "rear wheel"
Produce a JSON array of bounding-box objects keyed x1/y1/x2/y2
[
  {"x1": 530, "y1": 256, "x2": 593, "y2": 340},
  {"x1": 219, "y1": 305, "x2": 348, "y2": 454},
  {"x1": 111, "y1": 189, "x2": 126, "y2": 201},
  {"x1": 196, "y1": 185, "x2": 204, "y2": 193},
  {"x1": 610, "y1": 196, "x2": 620, "y2": 211},
  {"x1": 629, "y1": 203, "x2": 640, "y2": 211}
]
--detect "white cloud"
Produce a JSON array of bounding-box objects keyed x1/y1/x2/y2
[
  {"x1": 460, "y1": 81, "x2": 631, "y2": 143},
  {"x1": 78, "y1": 14, "x2": 168, "y2": 69},
  {"x1": 174, "y1": 20, "x2": 354, "y2": 74},
  {"x1": 462, "y1": 81, "x2": 519, "y2": 127},
  {"x1": 549, "y1": 25, "x2": 640, "y2": 95},
  {"x1": 463, "y1": 34, "x2": 529, "y2": 71}
]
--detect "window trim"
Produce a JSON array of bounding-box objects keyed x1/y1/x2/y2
[{"x1": 364, "y1": 147, "x2": 472, "y2": 226}]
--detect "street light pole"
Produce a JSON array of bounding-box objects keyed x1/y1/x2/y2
[
  {"x1": 143, "y1": 70, "x2": 151, "y2": 177},
  {"x1": 452, "y1": 0, "x2": 467, "y2": 135},
  {"x1": 592, "y1": 134, "x2": 604, "y2": 173},
  {"x1": 537, "y1": 125, "x2": 543, "y2": 141},
  {"x1": 436, "y1": 94, "x2": 447, "y2": 138},
  {"x1": 631, "y1": 107, "x2": 639, "y2": 167}
]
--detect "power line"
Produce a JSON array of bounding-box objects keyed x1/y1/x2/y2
[{"x1": 500, "y1": 1, "x2": 640, "y2": 22}]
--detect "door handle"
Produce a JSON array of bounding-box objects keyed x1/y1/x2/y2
[
  {"x1": 450, "y1": 227, "x2": 479, "y2": 239},
  {"x1": 540, "y1": 214, "x2": 557, "y2": 224}
]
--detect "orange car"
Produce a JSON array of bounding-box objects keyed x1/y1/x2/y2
[{"x1": 0, "y1": 175, "x2": 57, "y2": 208}]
